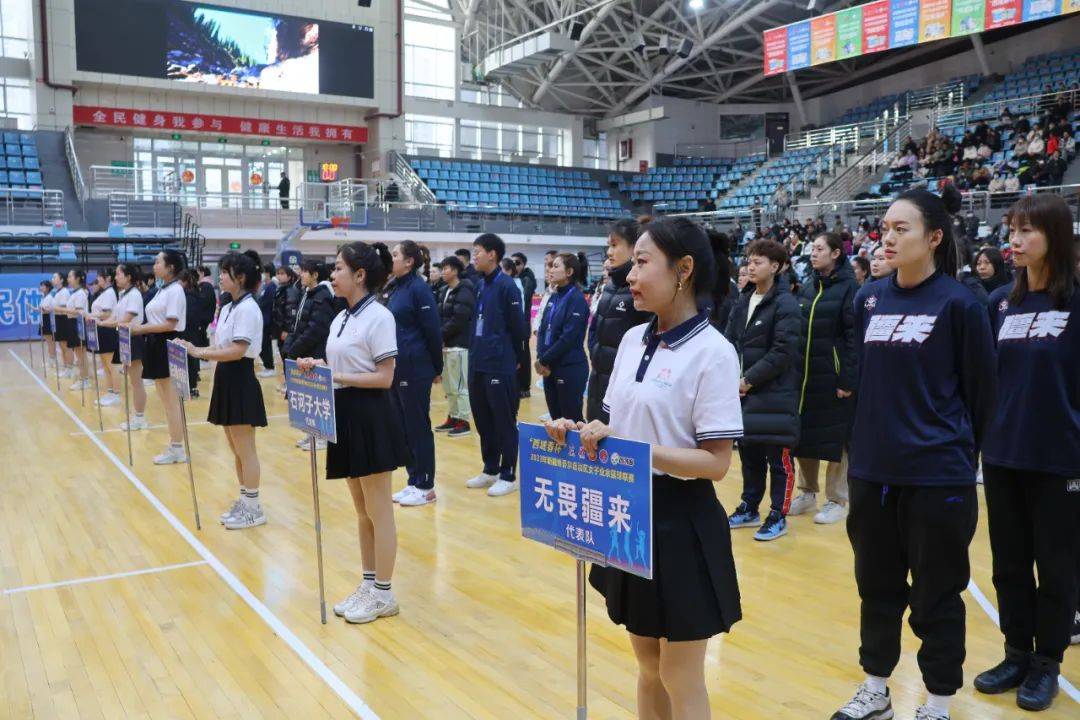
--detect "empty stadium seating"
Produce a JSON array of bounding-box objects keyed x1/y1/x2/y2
[
  {"x1": 721, "y1": 146, "x2": 842, "y2": 210},
  {"x1": 612, "y1": 154, "x2": 766, "y2": 213},
  {"x1": 0, "y1": 132, "x2": 43, "y2": 198},
  {"x1": 985, "y1": 48, "x2": 1080, "y2": 103},
  {"x1": 409, "y1": 156, "x2": 623, "y2": 219},
  {"x1": 832, "y1": 75, "x2": 981, "y2": 125}
]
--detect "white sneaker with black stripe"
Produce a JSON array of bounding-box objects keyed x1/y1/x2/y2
[
  {"x1": 220, "y1": 498, "x2": 243, "y2": 524},
  {"x1": 914, "y1": 705, "x2": 949, "y2": 720},
  {"x1": 830, "y1": 684, "x2": 893, "y2": 720},
  {"x1": 223, "y1": 504, "x2": 266, "y2": 530},
  {"x1": 333, "y1": 582, "x2": 372, "y2": 617},
  {"x1": 344, "y1": 589, "x2": 399, "y2": 624}
]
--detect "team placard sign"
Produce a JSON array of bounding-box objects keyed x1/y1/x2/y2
[
  {"x1": 118, "y1": 326, "x2": 132, "y2": 366},
  {"x1": 75, "y1": 315, "x2": 86, "y2": 343},
  {"x1": 519, "y1": 423, "x2": 654, "y2": 580},
  {"x1": 284, "y1": 360, "x2": 338, "y2": 443},
  {"x1": 166, "y1": 339, "x2": 191, "y2": 401}
]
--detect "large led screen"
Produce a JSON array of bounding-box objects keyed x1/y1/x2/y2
[{"x1": 75, "y1": 0, "x2": 374, "y2": 99}]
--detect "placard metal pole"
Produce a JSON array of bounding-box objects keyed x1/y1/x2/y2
[
  {"x1": 178, "y1": 395, "x2": 201, "y2": 530},
  {"x1": 310, "y1": 438, "x2": 327, "y2": 624},
  {"x1": 123, "y1": 367, "x2": 133, "y2": 466},
  {"x1": 576, "y1": 558, "x2": 588, "y2": 720},
  {"x1": 91, "y1": 352, "x2": 103, "y2": 431}
]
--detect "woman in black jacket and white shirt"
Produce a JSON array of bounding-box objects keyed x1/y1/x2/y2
[
  {"x1": 790, "y1": 232, "x2": 859, "y2": 525},
  {"x1": 284, "y1": 259, "x2": 336, "y2": 449}
]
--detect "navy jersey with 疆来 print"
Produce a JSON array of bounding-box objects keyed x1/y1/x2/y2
[
  {"x1": 984, "y1": 283, "x2": 1080, "y2": 477},
  {"x1": 850, "y1": 271, "x2": 997, "y2": 486}
]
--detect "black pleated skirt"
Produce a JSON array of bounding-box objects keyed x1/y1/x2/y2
[
  {"x1": 142, "y1": 331, "x2": 180, "y2": 379},
  {"x1": 41, "y1": 313, "x2": 53, "y2": 336},
  {"x1": 326, "y1": 387, "x2": 411, "y2": 480},
  {"x1": 53, "y1": 315, "x2": 69, "y2": 343},
  {"x1": 111, "y1": 334, "x2": 145, "y2": 365},
  {"x1": 208, "y1": 358, "x2": 267, "y2": 427},
  {"x1": 95, "y1": 326, "x2": 119, "y2": 355},
  {"x1": 588, "y1": 474, "x2": 742, "y2": 641}
]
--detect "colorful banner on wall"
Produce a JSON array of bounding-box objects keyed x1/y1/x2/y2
[
  {"x1": 764, "y1": 0, "x2": 1074, "y2": 76},
  {"x1": 811, "y1": 14, "x2": 838, "y2": 65},
  {"x1": 836, "y1": 6, "x2": 865, "y2": 59},
  {"x1": 72, "y1": 105, "x2": 368, "y2": 143},
  {"x1": 787, "y1": 21, "x2": 812, "y2": 70}
]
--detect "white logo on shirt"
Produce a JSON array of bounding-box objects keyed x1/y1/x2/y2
[
  {"x1": 998, "y1": 299, "x2": 1009, "y2": 313},
  {"x1": 616, "y1": 301, "x2": 626, "y2": 311},
  {"x1": 864, "y1": 314, "x2": 938, "y2": 344},
  {"x1": 864, "y1": 296, "x2": 878, "y2": 311},
  {"x1": 998, "y1": 311, "x2": 1070, "y2": 341}
]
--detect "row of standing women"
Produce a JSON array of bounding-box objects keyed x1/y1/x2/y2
[{"x1": 540, "y1": 188, "x2": 1077, "y2": 719}]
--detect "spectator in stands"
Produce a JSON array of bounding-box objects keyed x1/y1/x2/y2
[
  {"x1": 257, "y1": 263, "x2": 277, "y2": 377},
  {"x1": 999, "y1": 108, "x2": 1014, "y2": 128},
  {"x1": 852, "y1": 256, "x2": 870, "y2": 286},
  {"x1": 1046, "y1": 131, "x2": 1060, "y2": 157},
  {"x1": 989, "y1": 172, "x2": 1008, "y2": 193},
  {"x1": 1045, "y1": 151, "x2": 1067, "y2": 186},
  {"x1": 284, "y1": 259, "x2": 335, "y2": 449},
  {"x1": 1062, "y1": 129, "x2": 1076, "y2": 157},
  {"x1": 972, "y1": 167, "x2": 992, "y2": 190},
  {"x1": 790, "y1": 232, "x2": 858, "y2": 526},
  {"x1": 435, "y1": 255, "x2": 475, "y2": 439},
  {"x1": 587, "y1": 216, "x2": 652, "y2": 423},
  {"x1": 277, "y1": 172, "x2": 290, "y2": 209},
  {"x1": 725, "y1": 239, "x2": 802, "y2": 542},
  {"x1": 974, "y1": 246, "x2": 1010, "y2": 294},
  {"x1": 385, "y1": 180, "x2": 400, "y2": 203},
  {"x1": 1005, "y1": 173, "x2": 1022, "y2": 192},
  {"x1": 1028, "y1": 130, "x2": 1046, "y2": 157}
]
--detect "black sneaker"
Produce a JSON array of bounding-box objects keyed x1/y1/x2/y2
[
  {"x1": 448, "y1": 420, "x2": 471, "y2": 438},
  {"x1": 974, "y1": 649, "x2": 1029, "y2": 694},
  {"x1": 728, "y1": 502, "x2": 760, "y2": 528},
  {"x1": 1016, "y1": 656, "x2": 1059, "y2": 711},
  {"x1": 831, "y1": 683, "x2": 893, "y2": 720},
  {"x1": 754, "y1": 510, "x2": 788, "y2": 541},
  {"x1": 519, "y1": 390, "x2": 531, "y2": 399},
  {"x1": 434, "y1": 416, "x2": 456, "y2": 432}
]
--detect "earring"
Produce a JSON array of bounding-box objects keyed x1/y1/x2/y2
[{"x1": 676, "y1": 279, "x2": 684, "y2": 292}]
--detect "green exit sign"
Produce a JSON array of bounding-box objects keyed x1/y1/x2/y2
[
  {"x1": 229, "y1": 242, "x2": 241, "y2": 250},
  {"x1": 261, "y1": 140, "x2": 271, "y2": 146},
  {"x1": 171, "y1": 133, "x2": 182, "y2": 140},
  {"x1": 217, "y1": 137, "x2": 228, "y2": 144}
]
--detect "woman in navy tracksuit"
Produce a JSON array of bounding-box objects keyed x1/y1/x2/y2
[
  {"x1": 973, "y1": 193, "x2": 1080, "y2": 712},
  {"x1": 832, "y1": 185, "x2": 997, "y2": 720},
  {"x1": 535, "y1": 252, "x2": 590, "y2": 423},
  {"x1": 385, "y1": 241, "x2": 443, "y2": 507}
]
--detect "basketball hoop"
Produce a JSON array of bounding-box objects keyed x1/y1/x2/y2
[{"x1": 330, "y1": 215, "x2": 350, "y2": 229}]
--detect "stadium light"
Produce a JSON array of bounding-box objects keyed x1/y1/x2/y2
[{"x1": 689, "y1": 0, "x2": 705, "y2": 10}]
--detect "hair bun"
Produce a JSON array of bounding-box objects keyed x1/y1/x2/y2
[{"x1": 940, "y1": 183, "x2": 963, "y2": 215}]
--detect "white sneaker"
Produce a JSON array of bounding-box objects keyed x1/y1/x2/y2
[
  {"x1": 153, "y1": 446, "x2": 188, "y2": 465},
  {"x1": 399, "y1": 486, "x2": 436, "y2": 507},
  {"x1": 220, "y1": 498, "x2": 243, "y2": 524},
  {"x1": 344, "y1": 590, "x2": 399, "y2": 624},
  {"x1": 466, "y1": 472, "x2": 498, "y2": 489},
  {"x1": 788, "y1": 492, "x2": 817, "y2": 516},
  {"x1": 392, "y1": 486, "x2": 412, "y2": 503},
  {"x1": 814, "y1": 501, "x2": 847, "y2": 525},
  {"x1": 120, "y1": 416, "x2": 149, "y2": 431},
  {"x1": 832, "y1": 683, "x2": 893, "y2": 720},
  {"x1": 334, "y1": 582, "x2": 372, "y2": 617},
  {"x1": 224, "y1": 504, "x2": 267, "y2": 530},
  {"x1": 69, "y1": 378, "x2": 90, "y2": 391},
  {"x1": 487, "y1": 479, "x2": 518, "y2": 497},
  {"x1": 914, "y1": 705, "x2": 948, "y2": 720},
  {"x1": 257, "y1": 368, "x2": 276, "y2": 378},
  {"x1": 97, "y1": 392, "x2": 121, "y2": 407}
]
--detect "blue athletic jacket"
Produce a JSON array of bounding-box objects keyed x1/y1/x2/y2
[
  {"x1": 469, "y1": 267, "x2": 530, "y2": 375},
  {"x1": 385, "y1": 272, "x2": 443, "y2": 381},
  {"x1": 537, "y1": 283, "x2": 589, "y2": 370}
]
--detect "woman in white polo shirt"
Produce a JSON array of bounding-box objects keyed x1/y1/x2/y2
[
  {"x1": 60, "y1": 269, "x2": 91, "y2": 392},
  {"x1": 127, "y1": 250, "x2": 188, "y2": 466},
  {"x1": 98, "y1": 263, "x2": 149, "y2": 429},
  {"x1": 546, "y1": 216, "x2": 743, "y2": 719},
  {"x1": 36, "y1": 276, "x2": 57, "y2": 368},
  {"x1": 85, "y1": 267, "x2": 121, "y2": 406},
  {"x1": 51, "y1": 273, "x2": 74, "y2": 376},
  {"x1": 181, "y1": 251, "x2": 268, "y2": 530},
  {"x1": 298, "y1": 241, "x2": 409, "y2": 627}
]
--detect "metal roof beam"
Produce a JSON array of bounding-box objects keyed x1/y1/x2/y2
[{"x1": 532, "y1": 0, "x2": 623, "y2": 103}]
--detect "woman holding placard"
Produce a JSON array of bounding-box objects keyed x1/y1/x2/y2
[
  {"x1": 36, "y1": 278, "x2": 57, "y2": 369},
  {"x1": 51, "y1": 272, "x2": 75, "y2": 376},
  {"x1": 545, "y1": 217, "x2": 742, "y2": 719},
  {"x1": 99, "y1": 263, "x2": 149, "y2": 430},
  {"x1": 297, "y1": 241, "x2": 409, "y2": 626},
  {"x1": 86, "y1": 267, "x2": 121, "y2": 407},
  {"x1": 127, "y1": 250, "x2": 188, "y2": 465},
  {"x1": 59, "y1": 269, "x2": 91, "y2": 392},
  {"x1": 181, "y1": 252, "x2": 268, "y2": 531}
]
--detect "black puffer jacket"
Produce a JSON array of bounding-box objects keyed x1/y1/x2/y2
[
  {"x1": 794, "y1": 260, "x2": 859, "y2": 461},
  {"x1": 282, "y1": 281, "x2": 335, "y2": 360},
  {"x1": 440, "y1": 278, "x2": 477, "y2": 349},
  {"x1": 586, "y1": 260, "x2": 651, "y2": 422},
  {"x1": 273, "y1": 281, "x2": 302, "y2": 337},
  {"x1": 724, "y1": 282, "x2": 803, "y2": 447}
]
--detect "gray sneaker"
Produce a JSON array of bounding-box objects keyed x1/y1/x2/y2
[
  {"x1": 220, "y1": 499, "x2": 243, "y2": 524},
  {"x1": 831, "y1": 684, "x2": 893, "y2": 720},
  {"x1": 344, "y1": 590, "x2": 399, "y2": 624},
  {"x1": 223, "y1": 504, "x2": 267, "y2": 530}
]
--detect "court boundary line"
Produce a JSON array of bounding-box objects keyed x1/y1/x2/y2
[
  {"x1": 3, "y1": 560, "x2": 209, "y2": 595},
  {"x1": 9, "y1": 350, "x2": 380, "y2": 720},
  {"x1": 68, "y1": 413, "x2": 289, "y2": 436},
  {"x1": 967, "y1": 581, "x2": 1080, "y2": 704}
]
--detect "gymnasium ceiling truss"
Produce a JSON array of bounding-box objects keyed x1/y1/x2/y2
[{"x1": 435, "y1": 0, "x2": 956, "y2": 117}]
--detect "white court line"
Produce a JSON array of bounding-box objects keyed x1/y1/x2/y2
[
  {"x1": 3, "y1": 560, "x2": 209, "y2": 596},
  {"x1": 9, "y1": 350, "x2": 380, "y2": 720},
  {"x1": 967, "y1": 579, "x2": 1080, "y2": 705},
  {"x1": 68, "y1": 413, "x2": 289, "y2": 436}
]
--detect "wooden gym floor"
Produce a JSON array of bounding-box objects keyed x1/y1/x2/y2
[{"x1": 0, "y1": 341, "x2": 1077, "y2": 720}]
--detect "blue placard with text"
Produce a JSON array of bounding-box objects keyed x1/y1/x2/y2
[
  {"x1": 75, "y1": 315, "x2": 86, "y2": 342},
  {"x1": 166, "y1": 339, "x2": 191, "y2": 400},
  {"x1": 519, "y1": 423, "x2": 653, "y2": 580},
  {"x1": 0, "y1": 274, "x2": 43, "y2": 341},
  {"x1": 118, "y1": 326, "x2": 132, "y2": 366},
  {"x1": 86, "y1": 318, "x2": 99, "y2": 352},
  {"x1": 284, "y1": 360, "x2": 337, "y2": 443}
]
